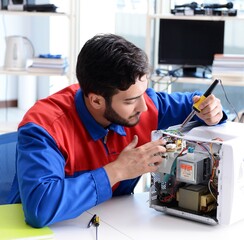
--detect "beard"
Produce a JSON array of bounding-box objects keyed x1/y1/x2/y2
[{"x1": 103, "y1": 102, "x2": 140, "y2": 127}]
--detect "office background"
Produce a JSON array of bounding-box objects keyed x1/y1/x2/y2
[{"x1": 1, "y1": 0, "x2": 244, "y2": 158}]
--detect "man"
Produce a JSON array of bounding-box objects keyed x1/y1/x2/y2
[{"x1": 9, "y1": 34, "x2": 226, "y2": 227}]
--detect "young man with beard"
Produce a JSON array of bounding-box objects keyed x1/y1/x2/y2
[{"x1": 8, "y1": 33, "x2": 226, "y2": 227}]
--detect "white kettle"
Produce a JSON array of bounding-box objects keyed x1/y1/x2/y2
[{"x1": 4, "y1": 35, "x2": 34, "y2": 70}]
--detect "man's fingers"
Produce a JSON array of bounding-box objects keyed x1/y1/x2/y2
[
  {"x1": 142, "y1": 138, "x2": 166, "y2": 151},
  {"x1": 122, "y1": 135, "x2": 138, "y2": 151}
]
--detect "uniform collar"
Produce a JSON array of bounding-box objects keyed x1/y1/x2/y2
[{"x1": 75, "y1": 89, "x2": 126, "y2": 141}]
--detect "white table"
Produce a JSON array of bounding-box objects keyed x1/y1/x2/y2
[{"x1": 51, "y1": 192, "x2": 244, "y2": 240}]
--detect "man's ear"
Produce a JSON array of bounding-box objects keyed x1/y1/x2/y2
[{"x1": 87, "y1": 93, "x2": 105, "y2": 110}]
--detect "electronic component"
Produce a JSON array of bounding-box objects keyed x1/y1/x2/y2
[
  {"x1": 156, "y1": 137, "x2": 184, "y2": 175},
  {"x1": 178, "y1": 185, "x2": 208, "y2": 212},
  {"x1": 176, "y1": 149, "x2": 211, "y2": 184},
  {"x1": 150, "y1": 121, "x2": 244, "y2": 225},
  {"x1": 200, "y1": 193, "x2": 216, "y2": 212},
  {"x1": 150, "y1": 127, "x2": 222, "y2": 224}
]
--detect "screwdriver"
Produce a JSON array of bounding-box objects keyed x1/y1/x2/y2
[
  {"x1": 180, "y1": 79, "x2": 220, "y2": 129},
  {"x1": 87, "y1": 214, "x2": 100, "y2": 240}
]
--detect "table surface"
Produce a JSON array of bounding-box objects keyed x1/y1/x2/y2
[{"x1": 51, "y1": 192, "x2": 244, "y2": 240}]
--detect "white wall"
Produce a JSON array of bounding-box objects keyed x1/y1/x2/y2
[{"x1": 78, "y1": 0, "x2": 116, "y2": 47}]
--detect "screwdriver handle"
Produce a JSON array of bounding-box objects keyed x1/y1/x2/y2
[{"x1": 193, "y1": 79, "x2": 219, "y2": 113}]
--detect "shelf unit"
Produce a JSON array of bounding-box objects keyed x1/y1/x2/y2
[
  {"x1": 0, "y1": 66, "x2": 67, "y2": 76},
  {"x1": 0, "y1": 2, "x2": 80, "y2": 84},
  {"x1": 145, "y1": 0, "x2": 244, "y2": 90}
]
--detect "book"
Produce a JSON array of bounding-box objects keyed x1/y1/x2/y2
[
  {"x1": 27, "y1": 66, "x2": 68, "y2": 75},
  {"x1": 212, "y1": 54, "x2": 244, "y2": 76},
  {"x1": 31, "y1": 57, "x2": 68, "y2": 65},
  {"x1": 212, "y1": 66, "x2": 244, "y2": 75},
  {"x1": 31, "y1": 63, "x2": 68, "y2": 69},
  {"x1": 213, "y1": 60, "x2": 244, "y2": 67},
  {"x1": 214, "y1": 54, "x2": 244, "y2": 61},
  {"x1": 0, "y1": 204, "x2": 54, "y2": 239}
]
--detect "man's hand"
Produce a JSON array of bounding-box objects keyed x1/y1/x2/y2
[
  {"x1": 193, "y1": 94, "x2": 223, "y2": 126},
  {"x1": 104, "y1": 135, "x2": 166, "y2": 187}
]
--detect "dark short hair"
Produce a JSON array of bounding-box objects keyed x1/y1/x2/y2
[{"x1": 76, "y1": 33, "x2": 150, "y2": 99}]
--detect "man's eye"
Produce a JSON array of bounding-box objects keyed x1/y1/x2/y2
[{"x1": 125, "y1": 100, "x2": 136, "y2": 105}]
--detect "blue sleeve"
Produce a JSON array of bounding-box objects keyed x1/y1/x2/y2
[
  {"x1": 15, "y1": 123, "x2": 112, "y2": 228},
  {"x1": 146, "y1": 88, "x2": 227, "y2": 130}
]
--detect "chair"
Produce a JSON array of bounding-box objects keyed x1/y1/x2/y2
[{"x1": 0, "y1": 131, "x2": 17, "y2": 204}]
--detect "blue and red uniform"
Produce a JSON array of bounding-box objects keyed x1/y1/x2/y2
[{"x1": 8, "y1": 84, "x2": 226, "y2": 227}]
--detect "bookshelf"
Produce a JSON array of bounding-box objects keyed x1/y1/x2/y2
[
  {"x1": 0, "y1": 2, "x2": 79, "y2": 83},
  {"x1": 0, "y1": 1, "x2": 80, "y2": 112}
]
